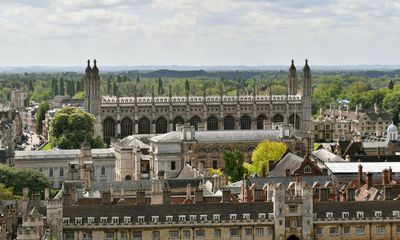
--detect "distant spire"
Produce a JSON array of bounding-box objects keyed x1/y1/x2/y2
[{"x1": 303, "y1": 59, "x2": 310, "y2": 71}]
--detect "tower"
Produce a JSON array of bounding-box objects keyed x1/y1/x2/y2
[
  {"x1": 301, "y1": 59, "x2": 313, "y2": 155},
  {"x1": 84, "y1": 59, "x2": 101, "y2": 117},
  {"x1": 288, "y1": 59, "x2": 297, "y2": 95}
]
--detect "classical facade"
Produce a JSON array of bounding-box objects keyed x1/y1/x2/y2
[{"x1": 84, "y1": 60, "x2": 313, "y2": 147}]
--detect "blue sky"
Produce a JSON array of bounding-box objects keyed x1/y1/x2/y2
[{"x1": 0, "y1": 0, "x2": 399, "y2": 66}]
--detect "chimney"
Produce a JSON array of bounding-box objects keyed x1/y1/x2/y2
[
  {"x1": 102, "y1": 191, "x2": 111, "y2": 205},
  {"x1": 388, "y1": 167, "x2": 393, "y2": 183},
  {"x1": 358, "y1": 164, "x2": 364, "y2": 186},
  {"x1": 384, "y1": 185, "x2": 392, "y2": 200},
  {"x1": 32, "y1": 192, "x2": 41, "y2": 208},
  {"x1": 162, "y1": 188, "x2": 171, "y2": 205},
  {"x1": 346, "y1": 187, "x2": 355, "y2": 201},
  {"x1": 366, "y1": 172, "x2": 373, "y2": 189},
  {"x1": 194, "y1": 187, "x2": 204, "y2": 203},
  {"x1": 44, "y1": 188, "x2": 49, "y2": 201},
  {"x1": 268, "y1": 160, "x2": 275, "y2": 172},
  {"x1": 319, "y1": 188, "x2": 329, "y2": 201},
  {"x1": 252, "y1": 187, "x2": 262, "y2": 202},
  {"x1": 221, "y1": 188, "x2": 231, "y2": 203},
  {"x1": 285, "y1": 169, "x2": 291, "y2": 177},
  {"x1": 261, "y1": 164, "x2": 267, "y2": 178},
  {"x1": 382, "y1": 169, "x2": 389, "y2": 185},
  {"x1": 136, "y1": 189, "x2": 146, "y2": 205}
]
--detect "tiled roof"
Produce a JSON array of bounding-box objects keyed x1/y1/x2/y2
[{"x1": 269, "y1": 153, "x2": 303, "y2": 177}]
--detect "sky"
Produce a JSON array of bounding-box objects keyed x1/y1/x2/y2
[{"x1": 0, "y1": 0, "x2": 399, "y2": 66}]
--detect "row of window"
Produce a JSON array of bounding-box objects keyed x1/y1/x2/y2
[
  {"x1": 323, "y1": 210, "x2": 399, "y2": 219},
  {"x1": 66, "y1": 228, "x2": 273, "y2": 240},
  {"x1": 63, "y1": 213, "x2": 270, "y2": 225},
  {"x1": 316, "y1": 225, "x2": 400, "y2": 236},
  {"x1": 37, "y1": 165, "x2": 108, "y2": 178}
]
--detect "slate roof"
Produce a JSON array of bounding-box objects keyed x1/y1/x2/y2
[
  {"x1": 312, "y1": 149, "x2": 346, "y2": 162},
  {"x1": 113, "y1": 136, "x2": 150, "y2": 150},
  {"x1": 63, "y1": 202, "x2": 274, "y2": 221},
  {"x1": 15, "y1": 148, "x2": 115, "y2": 159},
  {"x1": 151, "y1": 130, "x2": 283, "y2": 143},
  {"x1": 324, "y1": 162, "x2": 400, "y2": 173},
  {"x1": 268, "y1": 152, "x2": 303, "y2": 177},
  {"x1": 314, "y1": 200, "x2": 400, "y2": 219}
]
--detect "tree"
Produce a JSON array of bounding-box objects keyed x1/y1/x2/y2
[
  {"x1": 383, "y1": 91, "x2": 400, "y2": 125},
  {"x1": 0, "y1": 164, "x2": 51, "y2": 196},
  {"x1": 136, "y1": 76, "x2": 140, "y2": 83},
  {"x1": 76, "y1": 78, "x2": 84, "y2": 92},
  {"x1": 389, "y1": 80, "x2": 394, "y2": 90},
  {"x1": 72, "y1": 91, "x2": 84, "y2": 99},
  {"x1": 244, "y1": 141, "x2": 287, "y2": 176},
  {"x1": 28, "y1": 79, "x2": 34, "y2": 91},
  {"x1": 35, "y1": 101, "x2": 50, "y2": 134},
  {"x1": 157, "y1": 78, "x2": 164, "y2": 95},
  {"x1": 49, "y1": 106, "x2": 105, "y2": 149},
  {"x1": 52, "y1": 78, "x2": 59, "y2": 97},
  {"x1": 0, "y1": 183, "x2": 15, "y2": 200},
  {"x1": 223, "y1": 146, "x2": 245, "y2": 182},
  {"x1": 107, "y1": 77, "x2": 112, "y2": 95},
  {"x1": 112, "y1": 80, "x2": 118, "y2": 96},
  {"x1": 59, "y1": 78, "x2": 65, "y2": 96},
  {"x1": 185, "y1": 79, "x2": 190, "y2": 94}
]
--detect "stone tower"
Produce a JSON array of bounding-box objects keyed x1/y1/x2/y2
[
  {"x1": 301, "y1": 59, "x2": 312, "y2": 132},
  {"x1": 84, "y1": 59, "x2": 101, "y2": 117},
  {"x1": 46, "y1": 199, "x2": 63, "y2": 240},
  {"x1": 288, "y1": 59, "x2": 297, "y2": 95}
]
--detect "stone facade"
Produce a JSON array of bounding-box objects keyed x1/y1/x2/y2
[
  {"x1": 10, "y1": 89, "x2": 28, "y2": 110},
  {"x1": 83, "y1": 60, "x2": 313, "y2": 148}
]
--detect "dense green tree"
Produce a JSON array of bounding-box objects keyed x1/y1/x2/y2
[
  {"x1": 59, "y1": 78, "x2": 65, "y2": 95},
  {"x1": 136, "y1": 76, "x2": 140, "y2": 83},
  {"x1": 75, "y1": 78, "x2": 84, "y2": 92},
  {"x1": 383, "y1": 91, "x2": 400, "y2": 125},
  {"x1": 158, "y1": 78, "x2": 164, "y2": 95},
  {"x1": 66, "y1": 80, "x2": 75, "y2": 97},
  {"x1": 53, "y1": 79, "x2": 59, "y2": 96},
  {"x1": 0, "y1": 183, "x2": 16, "y2": 200},
  {"x1": 223, "y1": 146, "x2": 245, "y2": 182},
  {"x1": 35, "y1": 101, "x2": 50, "y2": 134},
  {"x1": 49, "y1": 106, "x2": 105, "y2": 149},
  {"x1": 28, "y1": 79, "x2": 34, "y2": 91},
  {"x1": 107, "y1": 77, "x2": 112, "y2": 95},
  {"x1": 244, "y1": 141, "x2": 287, "y2": 176},
  {"x1": 185, "y1": 79, "x2": 190, "y2": 94},
  {"x1": 389, "y1": 80, "x2": 394, "y2": 90},
  {"x1": 0, "y1": 164, "x2": 51, "y2": 196},
  {"x1": 112, "y1": 80, "x2": 119, "y2": 96},
  {"x1": 73, "y1": 91, "x2": 84, "y2": 99}
]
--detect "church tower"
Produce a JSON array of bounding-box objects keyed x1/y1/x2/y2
[
  {"x1": 84, "y1": 59, "x2": 101, "y2": 117},
  {"x1": 301, "y1": 59, "x2": 313, "y2": 154},
  {"x1": 288, "y1": 59, "x2": 297, "y2": 95}
]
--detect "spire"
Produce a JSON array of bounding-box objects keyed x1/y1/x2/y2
[
  {"x1": 303, "y1": 59, "x2": 310, "y2": 71},
  {"x1": 288, "y1": 59, "x2": 297, "y2": 95},
  {"x1": 93, "y1": 59, "x2": 99, "y2": 73},
  {"x1": 85, "y1": 59, "x2": 91, "y2": 73},
  {"x1": 290, "y1": 59, "x2": 296, "y2": 70}
]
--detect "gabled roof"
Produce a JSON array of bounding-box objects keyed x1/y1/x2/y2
[{"x1": 269, "y1": 152, "x2": 303, "y2": 177}]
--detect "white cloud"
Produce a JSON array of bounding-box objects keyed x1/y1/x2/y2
[{"x1": 0, "y1": 0, "x2": 399, "y2": 66}]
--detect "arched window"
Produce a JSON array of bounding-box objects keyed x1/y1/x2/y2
[
  {"x1": 289, "y1": 114, "x2": 300, "y2": 130},
  {"x1": 190, "y1": 116, "x2": 201, "y2": 130},
  {"x1": 121, "y1": 117, "x2": 133, "y2": 138},
  {"x1": 224, "y1": 116, "x2": 235, "y2": 130},
  {"x1": 304, "y1": 165, "x2": 312, "y2": 174},
  {"x1": 101, "y1": 166, "x2": 106, "y2": 176},
  {"x1": 240, "y1": 115, "x2": 251, "y2": 129},
  {"x1": 156, "y1": 117, "x2": 168, "y2": 133},
  {"x1": 103, "y1": 117, "x2": 116, "y2": 145},
  {"x1": 256, "y1": 114, "x2": 267, "y2": 129},
  {"x1": 272, "y1": 114, "x2": 284, "y2": 123},
  {"x1": 207, "y1": 116, "x2": 218, "y2": 130},
  {"x1": 138, "y1": 117, "x2": 150, "y2": 134},
  {"x1": 173, "y1": 116, "x2": 185, "y2": 131}
]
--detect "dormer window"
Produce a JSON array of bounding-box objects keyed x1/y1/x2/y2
[
  {"x1": 63, "y1": 218, "x2": 70, "y2": 224},
  {"x1": 304, "y1": 165, "x2": 312, "y2": 174},
  {"x1": 123, "y1": 216, "x2": 131, "y2": 223},
  {"x1": 356, "y1": 211, "x2": 364, "y2": 219},
  {"x1": 179, "y1": 215, "x2": 186, "y2": 222},
  {"x1": 75, "y1": 217, "x2": 82, "y2": 224},
  {"x1": 111, "y1": 217, "x2": 119, "y2": 224},
  {"x1": 375, "y1": 211, "x2": 382, "y2": 218},
  {"x1": 152, "y1": 216, "x2": 159, "y2": 223},
  {"x1": 229, "y1": 214, "x2": 237, "y2": 220},
  {"x1": 189, "y1": 215, "x2": 197, "y2": 221},
  {"x1": 100, "y1": 217, "x2": 108, "y2": 224},
  {"x1": 342, "y1": 212, "x2": 349, "y2": 219},
  {"x1": 392, "y1": 211, "x2": 399, "y2": 217},
  {"x1": 166, "y1": 216, "x2": 173, "y2": 222},
  {"x1": 243, "y1": 214, "x2": 251, "y2": 220},
  {"x1": 213, "y1": 214, "x2": 220, "y2": 221},
  {"x1": 87, "y1": 217, "x2": 95, "y2": 224},
  {"x1": 326, "y1": 212, "x2": 333, "y2": 219},
  {"x1": 200, "y1": 215, "x2": 207, "y2": 221},
  {"x1": 137, "y1": 216, "x2": 145, "y2": 222}
]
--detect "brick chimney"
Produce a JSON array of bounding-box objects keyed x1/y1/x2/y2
[
  {"x1": 194, "y1": 187, "x2": 204, "y2": 203},
  {"x1": 366, "y1": 172, "x2": 373, "y2": 189},
  {"x1": 346, "y1": 187, "x2": 355, "y2": 201},
  {"x1": 388, "y1": 167, "x2": 393, "y2": 183},
  {"x1": 136, "y1": 189, "x2": 146, "y2": 205},
  {"x1": 261, "y1": 164, "x2": 267, "y2": 178},
  {"x1": 382, "y1": 169, "x2": 389, "y2": 185},
  {"x1": 252, "y1": 187, "x2": 262, "y2": 202},
  {"x1": 285, "y1": 169, "x2": 291, "y2": 177},
  {"x1": 102, "y1": 191, "x2": 111, "y2": 205},
  {"x1": 268, "y1": 160, "x2": 275, "y2": 172},
  {"x1": 358, "y1": 164, "x2": 364, "y2": 186},
  {"x1": 221, "y1": 188, "x2": 231, "y2": 203}
]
